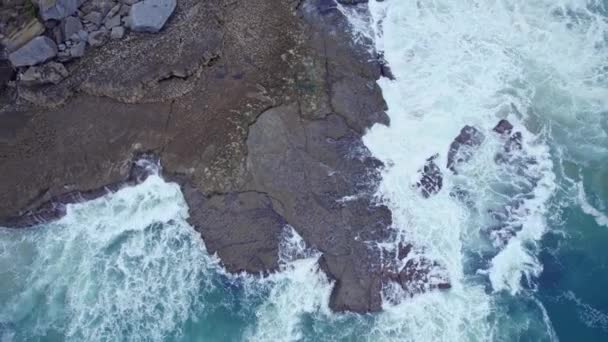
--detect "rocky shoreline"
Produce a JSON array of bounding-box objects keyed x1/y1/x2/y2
[{"x1": 0, "y1": 0, "x2": 450, "y2": 313}]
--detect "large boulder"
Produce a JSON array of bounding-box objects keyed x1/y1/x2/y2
[
  {"x1": 38, "y1": 0, "x2": 79, "y2": 21},
  {"x1": 130, "y1": 0, "x2": 176, "y2": 33},
  {"x1": 8, "y1": 36, "x2": 58, "y2": 67},
  {"x1": 20, "y1": 62, "x2": 69, "y2": 86}
]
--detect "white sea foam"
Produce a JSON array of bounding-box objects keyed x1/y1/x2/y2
[
  {"x1": 0, "y1": 176, "x2": 218, "y2": 342},
  {"x1": 245, "y1": 227, "x2": 333, "y2": 342},
  {"x1": 577, "y1": 181, "x2": 608, "y2": 227},
  {"x1": 339, "y1": 0, "x2": 608, "y2": 340}
]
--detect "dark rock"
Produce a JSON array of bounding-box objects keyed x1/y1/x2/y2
[
  {"x1": 415, "y1": 154, "x2": 442, "y2": 198},
  {"x1": 0, "y1": 0, "x2": 414, "y2": 315},
  {"x1": 0, "y1": 60, "x2": 14, "y2": 91},
  {"x1": 130, "y1": 0, "x2": 176, "y2": 33},
  {"x1": 447, "y1": 125, "x2": 485, "y2": 172},
  {"x1": 0, "y1": 153, "x2": 160, "y2": 228},
  {"x1": 493, "y1": 119, "x2": 513, "y2": 135},
  {"x1": 397, "y1": 257, "x2": 451, "y2": 295},
  {"x1": 70, "y1": 40, "x2": 87, "y2": 58},
  {"x1": 398, "y1": 242, "x2": 413, "y2": 260}
]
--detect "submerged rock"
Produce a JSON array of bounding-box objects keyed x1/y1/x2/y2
[
  {"x1": 493, "y1": 119, "x2": 514, "y2": 135},
  {"x1": 447, "y1": 125, "x2": 485, "y2": 173},
  {"x1": 130, "y1": 0, "x2": 176, "y2": 33},
  {"x1": 415, "y1": 154, "x2": 443, "y2": 198},
  {"x1": 8, "y1": 36, "x2": 58, "y2": 67}
]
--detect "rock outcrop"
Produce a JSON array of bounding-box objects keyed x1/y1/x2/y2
[
  {"x1": 0, "y1": 0, "x2": 447, "y2": 313},
  {"x1": 38, "y1": 0, "x2": 79, "y2": 21}
]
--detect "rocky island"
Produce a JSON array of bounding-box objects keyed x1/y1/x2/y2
[{"x1": 0, "y1": 0, "x2": 451, "y2": 313}]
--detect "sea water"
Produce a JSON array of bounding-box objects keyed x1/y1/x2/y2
[{"x1": 1, "y1": 0, "x2": 608, "y2": 341}]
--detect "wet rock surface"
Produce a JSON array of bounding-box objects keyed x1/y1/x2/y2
[
  {"x1": 415, "y1": 154, "x2": 443, "y2": 198},
  {"x1": 0, "y1": 0, "x2": 445, "y2": 313},
  {"x1": 447, "y1": 125, "x2": 485, "y2": 173}
]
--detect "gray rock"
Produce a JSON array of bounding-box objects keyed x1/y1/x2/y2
[
  {"x1": 110, "y1": 26, "x2": 126, "y2": 40},
  {"x1": 104, "y1": 15, "x2": 122, "y2": 29},
  {"x1": 105, "y1": 4, "x2": 122, "y2": 19},
  {"x1": 83, "y1": 11, "x2": 103, "y2": 26},
  {"x1": 130, "y1": 0, "x2": 176, "y2": 33},
  {"x1": 62, "y1": 16, "x2": 83, "y2": 41},
  {"x1": 88, "y1": 29, "x2": 108, "y2": 47},
  {"x1": 38, "y1": 0, "x2": 80, "y2": 21},
  {"x1": 20, "y1": 62, "x2": 69, "y2": 86},
  {"x1": 78, "y1": 30, "x2": 89, "y2": 41},
  {"x1": 84, "y1": 23, "x2": 99, "y2": 33},
  {"x1": 8, "y1": 36, "x2": 58, "y2": 67},
  {"x1": 58, "y1": 43, "x2": 67, "y2": 51},
  {"x1": 119, "y1": 4, "x2": 131, "y2": 17},
  {"x1": 121, "y1": 0, "x2": 138, "y2": 5},
  {"x1": 70, "y1": 41, "x2": 86, "y2": 57}
]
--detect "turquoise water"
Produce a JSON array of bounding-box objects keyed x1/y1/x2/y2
[{"x1": 2, "y1": 0, "x2": 608, "y2": 341}]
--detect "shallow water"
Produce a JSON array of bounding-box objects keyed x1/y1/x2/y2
[{"x1": 2, "y1": 0, "x2": 608, "y2": 341}]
